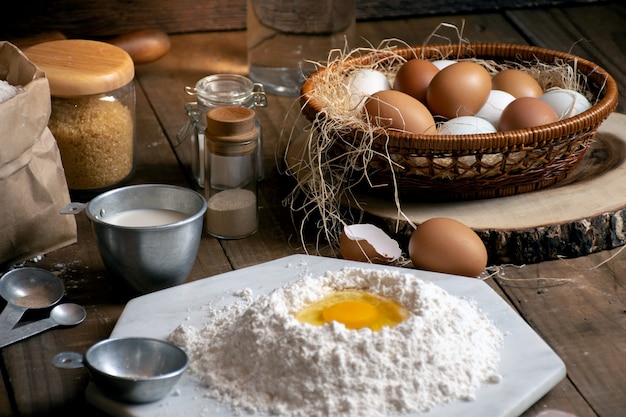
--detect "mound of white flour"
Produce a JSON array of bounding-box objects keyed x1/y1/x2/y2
[
  {"x1": 0, "y1": 79, "x2": 20, "y2": 103},
  {"x1": 169, "y1": 267, "x2": 503, "y2": 417}
]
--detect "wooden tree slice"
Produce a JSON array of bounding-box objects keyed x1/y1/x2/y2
[{"x1": 352, "y1": 112, "x2": 626, "y2": 265}]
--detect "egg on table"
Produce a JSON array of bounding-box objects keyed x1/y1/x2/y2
[
  {"x1": 408, "y1": 217, "x2": 488, "y2": 277},
  {"x1": 294, "y1": 289, "x2": 409, "y2": 331}
]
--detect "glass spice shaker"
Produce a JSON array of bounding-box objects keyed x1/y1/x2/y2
[
  {"x1": 177, "y1": 73, "x2": 267, "y2": 187},
  {"x1": 25, "y1": 39, "x2": 136, "y2": 200},
  {"x1": 204, "y1": 106, "x2": 259, "y2": 239}
]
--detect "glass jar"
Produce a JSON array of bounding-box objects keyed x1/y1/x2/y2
[
  {"x1": 25, "y1": 39, "x2": 136, "y2": 200},
  {"x1": 177, "y1": 73, "x2": 267, "y2": 187},
  {"x1": 204, "y1": 106, "x2": 258, "y2": 239}
]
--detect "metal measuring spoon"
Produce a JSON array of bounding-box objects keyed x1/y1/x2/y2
[
  {"x1": 0, "y1": 303, "x2": 86, "y2": 349},
  {"x1": 0, "y1": 268, "x2": 65, "y2": 332}
]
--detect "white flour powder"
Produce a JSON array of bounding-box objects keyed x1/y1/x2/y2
[
  {"x1": 0, "y1": 79, "x2": 20, "y2": 103},
  {"x1": 169, "y1": 267, "x2": 503, "y2": 417}
]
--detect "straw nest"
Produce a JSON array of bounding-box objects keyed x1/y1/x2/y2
[{"x1": 281, "y1": 38, "x2": 618, "y2": 251}]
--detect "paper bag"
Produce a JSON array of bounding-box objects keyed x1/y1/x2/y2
[{"x1": 0, "y1": 41, "x2": 77, "y2": 271}]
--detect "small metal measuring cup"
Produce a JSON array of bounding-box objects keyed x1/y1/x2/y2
[
  {"x1": 53, "y1": 337, "x2": 188, "y2": 403},
  {"x1": 0, "y1": 268, "x2": 65, "y2": 331}
]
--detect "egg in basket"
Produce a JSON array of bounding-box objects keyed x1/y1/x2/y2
[{"x1": 297, "y1": 42, "x2": 618, "y2": 202}]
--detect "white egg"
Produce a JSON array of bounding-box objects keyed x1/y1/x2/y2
[
  {"x1": 540, "y1": 88, "x2": 592, "y2": 119},
  {"x1": 438, "y1": 116, "x2": 497, "y2": 135},
  {"x1": 343, "y1": 68, "x2": 391, "y2": 110},
  {"x1": 431, "y1": 59, "x2": 457, "y2": 70},
  {"x1": 475, "y1": 89, "x2": 516, "y2": 128}
]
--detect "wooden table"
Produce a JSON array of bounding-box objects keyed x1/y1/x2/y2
[{"x1": 2, "y1": 2, "x2": 625, "y2": 416}]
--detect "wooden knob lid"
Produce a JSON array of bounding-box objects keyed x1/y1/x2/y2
[
  {"x1": 25, "y1": 39, "x2": 135, "y2": 96},
  {"x1": 205, "y1": 106, "x2": 257, "y2": 142}
]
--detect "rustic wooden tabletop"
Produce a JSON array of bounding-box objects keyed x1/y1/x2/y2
[{"x1": 1, "y1": 1, "x2": 625, "y2": 416}]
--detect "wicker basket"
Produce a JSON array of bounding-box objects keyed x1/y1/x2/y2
[{"x1": 300, "y1": 43, "x2": 619, "y2": 201}]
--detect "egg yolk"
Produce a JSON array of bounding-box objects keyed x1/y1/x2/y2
[
  {"x1": 294, "y1": 290, "x2": 408, "y2": 331},
  {"x1": 322, "y1": 300, "x2": 380, "y2": 330}
]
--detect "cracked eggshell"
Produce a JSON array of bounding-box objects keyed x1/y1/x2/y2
[{"x1": 340, "y1": 224, "x2": 402, "y2": 264}]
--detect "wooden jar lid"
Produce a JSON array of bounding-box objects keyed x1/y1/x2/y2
[
  {"x1": 205, "y1": 106, "x2": 257, "y2": 142},
  {"x1": 25, "y1": 39, "x2": 134, "y2": 97}
]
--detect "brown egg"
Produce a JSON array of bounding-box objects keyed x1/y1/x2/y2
[
  {"x1": 408, "y1": 217, "x2": 487, "y2": 277},
  {"x1": 426, "y1": 61, "x2": 491, "y2": 119},
  {"x1": 492, "y1": 69, "x2": 543, "y2": 98},
  {"x1": 393, "y1": 59, "x2": 440, "y2": 104},
  {"x1": 363, "y1": 90, "x2": 437, "y2": 135},
  {"x1": 499, "y1": 97, "x2": 559, "y2": 131}
]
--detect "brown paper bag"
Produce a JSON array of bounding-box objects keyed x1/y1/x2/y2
[{"x1": 0, "y1": 41, "x2": 77, "y2": 271}]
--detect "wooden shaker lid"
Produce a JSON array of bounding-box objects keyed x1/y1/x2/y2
[
  {"x1": 205, "y1": 106, "x2": 257, "y2": 142},
  {"x1": 25, "y1": 39, "x2": 135, "y2": 97}
]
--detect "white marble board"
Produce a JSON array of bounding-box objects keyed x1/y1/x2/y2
[{"x1": 86, "y1": 254, "x2": 566, "y2": 417}]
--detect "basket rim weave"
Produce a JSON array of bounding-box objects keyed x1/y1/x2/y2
[{"x1": 300, "y1": 42, "x2": 619, "y2": 153}]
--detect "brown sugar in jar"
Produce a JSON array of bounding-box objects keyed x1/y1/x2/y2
[{"x1": 25, "y1": 39, "x2": 136, "y2": 194}]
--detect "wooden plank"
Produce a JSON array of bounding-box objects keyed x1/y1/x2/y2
[
  {"x1": 356, "y1": 0, "x2": 607, "y2": 20},
  {"x1": 0, "y1": 0, "x2": 605, "y2": 39},
  {"x1": 493, "y1": 9, "x2": 626, "y2": 414},
  {"x1": 492, "y1": 250, "x2": 626, "y2": 416},
  {"x1": 506, "y1": 2, "x2": 626, "y2": 113},
  {"x1": 5, "y1": 305, "x2": 118, "y2": 416},
  {"x1": 1, "y1": 1, "x2": 246, "y2": 39},
  {"x1": 0, "y1": 375, "x2": 12, "y2": 417},
  {"x1": 353, "y1": 12, "x2": 530, "y2": 47}
]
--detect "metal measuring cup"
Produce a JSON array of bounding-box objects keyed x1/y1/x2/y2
[{"x1": 0, "y1": 267, "x2": 65, "y2": 331}]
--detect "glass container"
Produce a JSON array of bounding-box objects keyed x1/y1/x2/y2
[
  {"x1": 204, "y1": 106, "x2": 258, "y2": 239},
  {"x1": 177, "y1": 73, "x2": 267, "y2": 187},
  {"x1": 25, "y1": 39, "x2": 136, "y2": 200}
]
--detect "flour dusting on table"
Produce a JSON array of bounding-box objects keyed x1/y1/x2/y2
[{"x1": 169, "y1": 267, "x2": 503, "y2": 417}]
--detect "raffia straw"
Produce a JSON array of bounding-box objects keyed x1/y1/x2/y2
[
  {"x1": 480, "y1": 242, "x2": 626, "y2": 289},
  {"x1": 554, "y1": 243, "x2": 626, "y2": 270},
  {"x1": 280, "y1": 23, "x2": 594, "y2": 255},
  {"x1": 483, "y1": 264, "x2": 575, "y2": 288}
]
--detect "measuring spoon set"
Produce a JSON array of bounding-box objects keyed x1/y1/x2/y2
[{"x1": 0, "y1": 267, "x2": 86, "y2": 348}]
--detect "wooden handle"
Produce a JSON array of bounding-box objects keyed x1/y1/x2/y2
[{"x1": 108, "y1": 28, "x2": 171, "y2": 65}]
